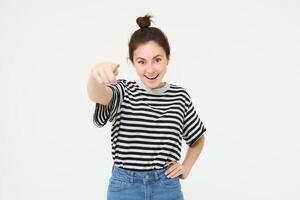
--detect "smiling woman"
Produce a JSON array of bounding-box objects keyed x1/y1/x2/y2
[
  {"x1": 133, "y1": 41, "x2": 169, "y2": 89},
  {"x1": 87, "y1": 13, "x2": 207, "y2": 200}
]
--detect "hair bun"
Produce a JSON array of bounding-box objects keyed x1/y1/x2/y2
[{"x1": 136, "y1": 14, "x2": 152, "y2": 28}]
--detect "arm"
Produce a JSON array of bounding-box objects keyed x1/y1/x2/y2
[
  {"x1": 87, "y1": 62, "x2": 119, "y2": 105},
  {"x1": 181, "y1": 134, "x2": 205, "y2": 179},
  {"x1": 165, "y1": 134, "x2": 205, "y2": 179},
  {"x1": 87, "y1": 72, "x2": 113, "y2": 105}
]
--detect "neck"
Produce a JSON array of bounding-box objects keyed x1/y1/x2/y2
[{"x1": 136, "y1": 80, "x2": 170, "y2": 94}]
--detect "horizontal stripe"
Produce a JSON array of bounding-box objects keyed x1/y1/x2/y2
[{"x1": 93, "y1": 79, "x2": 206, "y2": 171}]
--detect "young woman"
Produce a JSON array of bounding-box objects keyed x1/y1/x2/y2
[{"x1": 87, "y1": 14, "x2": 206, "y2": 200}]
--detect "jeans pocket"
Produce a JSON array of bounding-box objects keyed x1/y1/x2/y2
[
  {"x1": 108, "y1": 177, "x2": 129, "y2": 192},
  {"x1": 160, "y1": 176, "x2": 181, "y2": 189}
]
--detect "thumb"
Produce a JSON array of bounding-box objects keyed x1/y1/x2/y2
[
  {"x1": 112, "y1": 63, "x2": 119, "y2": 70},
  {"x1": 167, "y1": 160, "x2": 177, "y2": 165},
  {"x1": 112, "y1": 64, "x2": 119, "y2": 76}
]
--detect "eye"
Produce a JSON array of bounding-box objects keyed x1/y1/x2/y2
[
  {"x1": 154, "y1": 58, "x2": 161, "y2": 63},
  {"x1": 138, "y1": 60, "x2": 145, "y2": 65}
]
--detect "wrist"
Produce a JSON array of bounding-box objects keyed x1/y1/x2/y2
[{"x1": 182, "y1": 163, "x2": 192, "y2": 173}]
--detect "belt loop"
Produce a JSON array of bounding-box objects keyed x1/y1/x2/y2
[
  {"x1": 131, "y1": 172, "x2": 134, "y2": 184},
  {"x1": 154, "y1": 171, "x2": 159, "y2": 181}
]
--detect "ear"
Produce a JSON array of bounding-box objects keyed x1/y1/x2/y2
[{"x1": 167, "y1": 54, "x2": 170, "y2": 65}]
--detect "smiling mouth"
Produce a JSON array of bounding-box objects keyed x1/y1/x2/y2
[{"x1": 145, "y1": 74, "x2": 159, "y2": 80}]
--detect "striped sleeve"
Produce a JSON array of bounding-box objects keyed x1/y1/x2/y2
[
  {"x1": 93, "y1": 79, "x2": 125, "y2": 128},
  {"x1": 182, "y1": 92, "x2": 206, "y2": 147}
]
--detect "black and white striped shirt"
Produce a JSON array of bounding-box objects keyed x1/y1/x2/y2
[{"x1": 93, "y1": 79, "x2": 206, "y2": 171}]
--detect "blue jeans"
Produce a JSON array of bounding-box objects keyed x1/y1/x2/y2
[{"x1": 107, "y1": 164, "x2": 184, "y2": 200}]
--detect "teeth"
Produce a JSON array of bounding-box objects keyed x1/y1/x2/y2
[{"x1": 146, "y1": 75, "x2": 158, "y2": 79}]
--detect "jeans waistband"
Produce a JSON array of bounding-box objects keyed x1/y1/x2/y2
[{"x1": 111, "y1": 164, "x2": 175, "y2": 184}]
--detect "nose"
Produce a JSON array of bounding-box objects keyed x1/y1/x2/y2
[{"x1": 146, "y1": 64, "x2": 155, "y2": 73}]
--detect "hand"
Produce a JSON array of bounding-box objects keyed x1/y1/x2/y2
[
  {"x1": 164, "y1": 161, "x2": 190, "y2": 180},
  {"x1": 91, "y1": 62, "x2": 119, "y2": 85}
]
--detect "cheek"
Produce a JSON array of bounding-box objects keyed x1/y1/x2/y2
[
  {"x1": 158, "y1": 64, "x2": 167, "y2": 73},
  {"x1": 136, "y1": 67, "x2": 145, "y2": 76}
]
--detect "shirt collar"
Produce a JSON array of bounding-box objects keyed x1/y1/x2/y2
[{"x1": 136, "y1": 79, "x2": 170, "y2": 94}]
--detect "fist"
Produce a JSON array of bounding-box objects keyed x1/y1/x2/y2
[{"x1": 91, "y1": 62, "x2": 119, "y2": 85}]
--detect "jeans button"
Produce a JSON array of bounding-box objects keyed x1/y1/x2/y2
[{"x1": 145, "y1": 175, "x2": 149, "y2": 179}]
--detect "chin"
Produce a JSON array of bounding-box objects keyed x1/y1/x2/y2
[
  {"x1": 148, "y1": 82, "x2": 163, "y2": 89},
  {"x1": 140, "y1": 75, "x2": 163, "y2": 89}
]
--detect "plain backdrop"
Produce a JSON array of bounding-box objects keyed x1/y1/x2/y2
[{"x1": 1, "y1": 0, "x2": 299, "y2": 199}]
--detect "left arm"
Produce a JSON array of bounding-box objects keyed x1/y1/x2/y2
[{"x1": 165, "y1": 134, "x2": 205, "y2": 180}]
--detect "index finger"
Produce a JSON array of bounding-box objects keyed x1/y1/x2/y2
[
  {"x1": 112, "y1": 63, "x2": 120, "y2": 72},
  {"x1": 105, "y1": 66, "x2": 117, "y2": 83},
  {"x1": 165, "y1": 161, "x2": 177, "y2": 174}
]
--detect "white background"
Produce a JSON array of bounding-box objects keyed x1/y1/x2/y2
[{"x1": 1, "y1": 0, "x2": 299, "y2": 199}]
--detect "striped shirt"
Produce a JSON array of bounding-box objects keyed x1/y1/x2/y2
[{"x1": 93, "y1": 79, "x2": 206, "y2": 171}]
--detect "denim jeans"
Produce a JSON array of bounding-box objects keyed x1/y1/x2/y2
[{"x1": 107, "y1": 164, "x2": 184, "y2": 200}]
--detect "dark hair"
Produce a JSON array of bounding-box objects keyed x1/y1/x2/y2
[{"x1": 128, "y1": 14, "x2": 170, "y2": 63}]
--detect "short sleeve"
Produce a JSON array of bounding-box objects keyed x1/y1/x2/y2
[
  {"x1": 182, "y1": 92, "x2": 207, "y2": 147},
  {"x1": 93, "y1": 79, "x2": 125, "y2": 127}
]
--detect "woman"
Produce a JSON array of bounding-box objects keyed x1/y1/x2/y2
[{"x1": 87, "y1": 14, "x2": 206, "y2": 200}]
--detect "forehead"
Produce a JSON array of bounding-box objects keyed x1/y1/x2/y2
[{"x1": 133, "y1": 41, "x2": 166, "y2": 59}]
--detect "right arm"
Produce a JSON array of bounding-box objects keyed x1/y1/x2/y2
[{"x1": 87, "y1": 62, "x2": 119, "y2": 105}]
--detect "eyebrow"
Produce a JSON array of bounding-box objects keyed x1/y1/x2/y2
[{"x1": 135, "y1": 55, "x2": 162, "y2": 60}]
